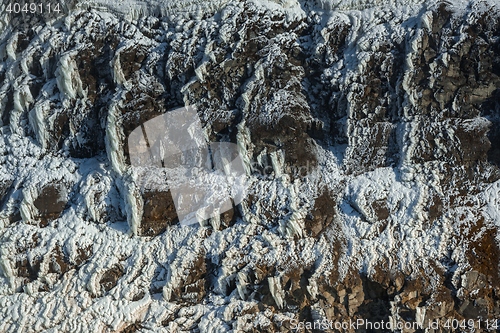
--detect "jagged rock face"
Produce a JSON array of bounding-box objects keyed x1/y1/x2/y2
[
  {"x1": 32, "y1": 184, "x2": 68, "y2": 227},
  {"x1": 140, "y1": 190, "x2": 178, "y2": 236},
  {"x1": 1, "y1": 0, "x2": 500, "y2": 332}
]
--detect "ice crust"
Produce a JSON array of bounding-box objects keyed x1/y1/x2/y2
[{"x1": 0, "y1": 0, "x2": 499, "y2": 332}]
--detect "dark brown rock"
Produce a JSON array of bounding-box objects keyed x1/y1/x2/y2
[
  {"x1": 371, "y1": 199, "x2": 390, "y2": 221},
  {"x1": 220, "y1": 200, "x2": 237, "y2": 229},
  {"x1": 462, "y1": 217, "x2": 500, "y2": 284},
  {"x1": 100, "y1": 264, "x2": 124, "y2": 293},
  {"x1": 15, "y1": 256, "x2": 42, "y2": 283},
  {"x1": 73, "y1": 245, "x2": 94, "y2": 267},
  {"x1": 168, "y1": 253, "x2": 207, "y2": 304},
  {"x1": 33, "y1": 184, "x2": 68, "y2": 226},
  {"x1": 118, "y1": 46, "x2": 147, "y2": 81},
  {"x1": 118, "y1": 322, "x2": 143, "y2": 333},
  {"x1": 2, "y1": 1, "x2": 500, "y2": 329},
  {"x1": 0, "y1": 179, "x2": 13, "y2": 207},
  {"x1": 139, "y1": 190, "x2": 178, "y2": 237},
  {"x1": 304, "y1": 190, "x2": 336, "y2": 237}
]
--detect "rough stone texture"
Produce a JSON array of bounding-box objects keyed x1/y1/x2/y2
[
  {"x1": 166, "y1": 253, "x2": 207, "y2": 305},
  {"x1": 0, "y1": 179, "x2": 13, "y2": 211},
  {"x1": 33, "y1": 184, "x2": 68, "y2": 227},
  {"x1": 1, "y1": 0, "x2": 500, "y2": 332},
  {"x1": 100, "y1": 264, "x2": 125, "y2": 293},
  {"x1": 304, "y1": 189, "x2": 336, "y2": 237},
  {"x1": 139, "y1": 190, "x2": 178, "y2": 236}
]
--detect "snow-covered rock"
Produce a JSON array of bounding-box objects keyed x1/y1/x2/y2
[{"x1": 1, "y1": 0, "x2": 500, "y2": 331}]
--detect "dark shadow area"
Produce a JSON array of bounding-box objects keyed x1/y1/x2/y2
[
  {"x1": 482, "y1": 89, "x2": 500, "y2": 168},
  {"x1": 357, "y1": 276, "x2": 395, "y2": 333}
]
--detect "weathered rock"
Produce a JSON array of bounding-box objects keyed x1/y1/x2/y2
[
  {"x1": 33, "y1": 184, "x2": 68, "y2": 226},
  {"x1": 219, "y1": 200, "x2": 238, "y2": 229},
  {"x1": 139, "y1": 190, "x2": 178, "y2": 236},
  {"x1": 119, "y1": 322, "x2": 144, "y2": 333},
  {"x1": 14, "y1": 242, "x2": 92, "y2": 287},
  {"x1": 304, "y1": 190, "x2": 336, "y2": 237},
  {"x1": 167, "y1": 253, "x2": 207, "y2": 304},
  {"x1": 0, "y1": 179, "x2": 13, "y2": 208},
  {"x1": 100, "y1": 264, "x2": 124, "y2": 293},
  {"x1": 2, "y1": 1, "x2": 500, "y2": 331}
]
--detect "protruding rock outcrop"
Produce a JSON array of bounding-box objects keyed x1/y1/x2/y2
[{"x1": 1, "y1": 0, "x2": 500, "y2": 332}]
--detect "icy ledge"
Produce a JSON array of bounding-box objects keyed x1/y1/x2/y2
[
  {"x1": 74, "y1": 0, "x2": 232, "y2": 20},
  {"x1": 73, "y1": 0, "x2": 438, "y2": 21}
]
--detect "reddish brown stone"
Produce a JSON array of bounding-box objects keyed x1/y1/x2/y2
[{"x1": 139, "y1": 190, "x2": 178, "y2": 237}]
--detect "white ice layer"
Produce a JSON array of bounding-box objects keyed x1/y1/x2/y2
[
  {"x1": 28, "y1": 101, "x2": 50, "y2": 150},
  {"x1": 75, "y1": 0, "x2": 231, "y2": 20},
  {"x1": 268, "y1": 276, "x2": 285, "y2": 309},
  {"x1": 0, "y1": 0, "x2": 497, "y2": 331},
  {"x1": 55, "y1": 53, "x2": 85, "y2": 103}
]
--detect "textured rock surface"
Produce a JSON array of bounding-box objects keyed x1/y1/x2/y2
[{"x1": 1, "y1": 0, "x2": 500, "y2": 332}]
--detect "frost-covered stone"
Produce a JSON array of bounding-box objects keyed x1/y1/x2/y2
[{"x1": 1, "y1": 0, "x2": 500, "y2": 331}]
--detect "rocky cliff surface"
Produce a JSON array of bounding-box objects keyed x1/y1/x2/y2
[{"x1": 1, "y1": 0, "x2": 500, "y2": 332}]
